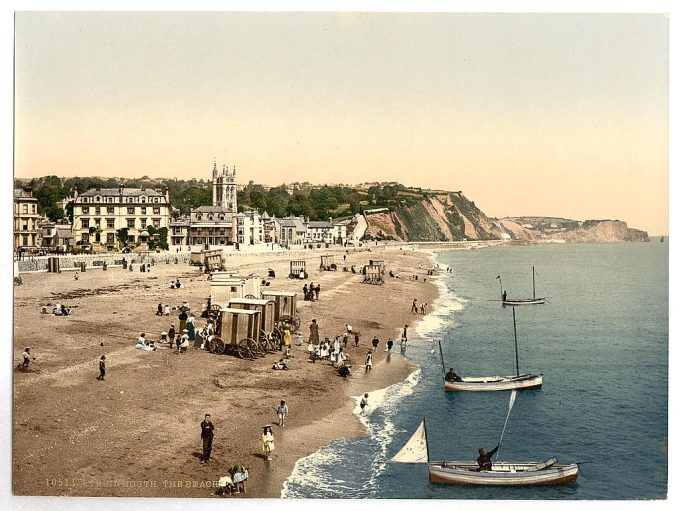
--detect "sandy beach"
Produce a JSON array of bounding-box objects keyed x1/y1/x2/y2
[{"x1": 12, "y1": 245, "x2": 439, "y2": 498}]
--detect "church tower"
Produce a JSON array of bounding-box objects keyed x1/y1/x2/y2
[{"x1": 212, "y1": 160, "x2": 237, "y2": 214}]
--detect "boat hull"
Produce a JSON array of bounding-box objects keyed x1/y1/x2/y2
[
  {"x1": 444, "y1": 374, "x2": 543, "y2": 392},
  {"x1": 428, "y1": 461, "x2": 578, "y2": 486},
  {"x1": 502, "y1": 298, "x2": 545, "y2": 305}
]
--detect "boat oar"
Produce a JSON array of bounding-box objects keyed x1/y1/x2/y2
[{"x1": 495, "y1": 390, "x2": 517, "y2": 460}]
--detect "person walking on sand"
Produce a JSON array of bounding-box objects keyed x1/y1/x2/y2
[
  {"x1": 200, "y1": 413, "x2": 215, "y2": 463},
  {"x1": 262, "y1": 425, "x2": 275, "y2": 461},
  {"x1": 314, "y1": 284, "x2": 320, "y2": 300},
  {"x1": 360, "y1": 393, "x2": 369, "y2": 412},
  {"x1": 402, "y1": 325, "x2": 409, "y2": 342},
  {"x1": 97, "y1": 355, "x2": 106, "y2": 380},
  {"x1": 179, "y1": 330, "x2": 189, "y2": 353},
  {"x1": 276, "y1": 400, "x2": 289, "y2": 427},
  {"x1": 282, "y1": 323, "x2": 292, "y2": 352},
  {"x1": 354, "y1": 331, "x2": 360, "y2": 347},
  {"x1": 309, "y1": 319, "x2": 320, "y2": 345},
  {"x1": 168, "y1": 324, "x2": 176, "y2": 348},
  {"x1": 22, "y1": 347, "x2": 35, "y2": 368},
  {"x1": 187, "y1": 313, "x2": 196, "y2": 345},
  {"x1": 365, "y1": 351, "x2": 373, "y2": 372},
  {"x1": 371, "y1": 336, "x2": 380, "y2": 351},
  {"x1": 411, "y1": 299, "x2": 418, "y2": 314},
  {"x1": 387, "y1": 338, "x2": 394, "y2": 352},
  {"x1": 179, "y1": 308, "x2": 188, "y2": 335},
  {"x1": 420, "y1": 303, "x2": 425, "y2": 314},
  {"x1": 156, "y1": 303, "x2": 163, "y2": 316}
]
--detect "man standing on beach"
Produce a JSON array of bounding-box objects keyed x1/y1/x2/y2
[
  {"x1": 200, "y1": 414, "x2": 215, "y2": 463},
  {"x1": 360, "y1": 393, "x2": 369, "y2": 412},
  {"x1": 354, "y1": 331, "x2": 360, "y2": 347},
  {"x1": 97, "y1": 355, "x2": 106, "y2": 381},
  {"x1": 411, "y1": 299, "x2": 418, "y2": 314},
  {"x1": 371, "y1": 336, "x2": 380, "y2": 351},
  {"x1": 402, "y1": 325, "x2": 409, "y2": 342}
]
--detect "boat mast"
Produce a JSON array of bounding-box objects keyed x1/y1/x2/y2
[
  {"x1": 438, "y1": 341, "x2": 446, "y2": 377},
  {"x1": 512, "y1": 306, "x2": 519, "y2": 376},
  {"x1": 532, "y1": 266, "x2": 536, "y2": 300}
]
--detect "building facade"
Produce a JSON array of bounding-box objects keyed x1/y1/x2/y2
[
  {"x1": 14, "y1": 188, "x2": 40, "y2": 252},
  {"x1": 71, "y1": 185, "x2": 171, "y2": 249}
]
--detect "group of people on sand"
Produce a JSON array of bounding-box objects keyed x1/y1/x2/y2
[
  {"x1": 302, "y1": 283, "x2": 320, "y2": 301},
  {"x1": 410, "y1": 298, "x2": 428, "y2": 315}
]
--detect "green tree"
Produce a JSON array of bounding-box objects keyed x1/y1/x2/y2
[{"x1": 116, "y1": 228, "x2": 129, "y2": 249}]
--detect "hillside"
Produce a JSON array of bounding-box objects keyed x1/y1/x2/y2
[
  {"x1": 15, "y1": 176, "x2": 648, "y2": 243},
  {"x1": 362, "y1": 191, "x2": 649, "y2": 243}
]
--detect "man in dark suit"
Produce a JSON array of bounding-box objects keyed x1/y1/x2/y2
[{"x1": 200, "y1": 414, "x2": 215, "y2": 463}]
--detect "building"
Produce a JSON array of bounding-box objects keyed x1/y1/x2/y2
[
  {"x1": 71, "y1": 185, "x2": 171, "y2": 250},
  {"x1": 305, "y1": 217, "x2": 347, "y2": 245},
  {"x1": 14, "y1": 188, "x2": 40, "y2": 252},
  {"x1": 275, "y1": 216, "x2": 307, "y2": 247},
  {"x1": 261, "y1": 212, "x2": 277, "y2": 244},
  {"x1": 186, "y1": 162, "x2": 240, "y2": 247}
]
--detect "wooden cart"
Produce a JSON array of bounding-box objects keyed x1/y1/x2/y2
[
  {"x1": 228, "y1": 298, "x2": 279, "y2": 352},
  {"x1": 206, "y1": 307, "x2": 264, "y2": 359},
  {"x1": 320, "y1": 254, "x2": 336, "y2": 271},
  {"x1": 363, "y1": 264, "x2": 384, "y2": 285},
  {"x1": 289, "y1": 260, "x2": 307, "y2": 279},
  {"x1": 261, "y1": 290, "x2": 299, "y2": 330}
]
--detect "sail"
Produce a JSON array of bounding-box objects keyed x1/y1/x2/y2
[{"x1": 391, "y1": 420, "x2": 428, "y2": 463}]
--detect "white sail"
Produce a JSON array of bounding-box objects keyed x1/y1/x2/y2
[{"x1": 391, "y1": 420, "x2": 428, "y2": 463}]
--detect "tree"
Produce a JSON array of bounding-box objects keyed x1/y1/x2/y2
[{"x1": 116, "y1": 228, "x2": 129, "y2": 249}]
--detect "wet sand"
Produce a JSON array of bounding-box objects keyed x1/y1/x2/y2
[{"x1": 12, "y1": 246, "x2": 438, "y2": 498}]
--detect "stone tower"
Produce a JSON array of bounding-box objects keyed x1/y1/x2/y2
[{"x1": 212, "y1": 161, "x2": 237, "y2": 214}]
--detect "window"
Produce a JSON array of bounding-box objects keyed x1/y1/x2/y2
[
  {"x1": 127, "y1": 207, "x2": 134, "y2": 215},
  {"x1": 153, "y1": 219, "x2": 161, "y2": 228},
  {"x1": 95, "y1": 196, "x2": 101, "y2": 202},
  {"x1": 141, "y1": 196, "x2": 146, "y2": 203},
  {"x1": 153, "y1": 207, "x2": 160, "y2": 215},
  {"x1": 140, "y1": 218, "x2": 147, "y2": 228},
  {"x1": 82, "y1": 197, "x2": 88, "y2": 203},
  {"x1": 22, "y1": 221, "x2": 28, "y2": 231},
  {"x1": 82, "y1": 207, "x2": 90, "y2": 214},
  {"x1": 32, "y1": 205, "x2": 37, "y2": 214},
  {"x1": 106, "y1": 233, "x2": 115, "y2": 244},
  {"x1": 106, "y1": 219, "x2": 115, "y2": 228},
  {"x1": 140, "y1": 207, "x2": 147, "y2": 215},
  {"x1": 95, "y1": 207, "x2": 101, "y2": 215},
  {"x1": 127, "y1": 219, "x2": 135, "y2": 229},
  {"x1": 81, "y1": 218, "x2": 90, "y2": 229},
  {"x1": 22, "y1": 234, "x2": 28, "y2": 245},
  {"x1": 81, "y1": 233, "x2": 89, "y2": 243},
  {"x1": 208, "y1": 214, "x2": 214, "y2": 220},
  {"x1": 107, "y1": 207, "x2": 114, "y2": 214}
]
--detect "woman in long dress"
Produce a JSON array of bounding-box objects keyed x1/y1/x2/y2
[
  {"x1": 309, "y1": 319, "x2": 319, "y2": 344},
  {"x1": 283, "y1": 324, "x2": 291, "y2": 351},
  {"x1": 187, "y1": 313, "x2": 198, "y2": 347},
  {"x1": 262, "y1": 426, "x2": 275, "y2": 461}
]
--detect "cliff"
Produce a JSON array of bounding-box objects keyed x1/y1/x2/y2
[{"x1": 362, "y1": 192, "x2": 649, "y2": 243}]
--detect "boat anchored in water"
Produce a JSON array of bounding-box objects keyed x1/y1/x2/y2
[
  {"x1": 441, "y1": 307, "x2": 542, "y2": 391},
  {"x1": 392, "y1": 392, "x2": 579, "y2": 486},
  {"x1": 497, "y1": 266, "x2": 546, "y2": 305}
]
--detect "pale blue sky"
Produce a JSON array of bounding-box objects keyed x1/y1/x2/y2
[{"x1": 13, "y1": 11, "x2": 669, "y2": 233}]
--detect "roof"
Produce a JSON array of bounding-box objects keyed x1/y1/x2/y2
[
  {"x1": 14, "y1": 189, "x2": 36, "y2": 199},
  {"x1": 79, "y1": 188, "x2": 166, "y2": 198},
  {"x1": 308, "y1": 221, "x2": 333, "y2": 228},
  {"x1": 261, "y1": 211, "x2": 270, "y2": 219},
  {"x1": 193, "y1": 206, "x2": 232, "y2": 213},
  {"x1": 276, "y1": 216, "x2": 306, "y2": 230},
  {"x1": 54, "y1": 226, "x2": 73, "y2": 239}
]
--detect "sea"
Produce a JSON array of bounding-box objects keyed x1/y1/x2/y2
[{"x1": 281, "y1": 241, "x2": 669, "y2": 500}]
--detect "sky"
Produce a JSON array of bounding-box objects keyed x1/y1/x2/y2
[{"x1": 11, "y1": 9, "x2": 670, "y2": 235}]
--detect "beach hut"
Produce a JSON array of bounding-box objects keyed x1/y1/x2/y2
[
  {"x1": 289, "y1": 260, "x2": 307, "y2": 279},
  {"x1": 261, "y1": 290, "x2": 299, "y2": 329},
  {"x1": 363, "y1": 264, "x2": 384, "y2": 285},
  {"x1": 211, "y1": 274, "x2": 262, "y2": 308},
  {"x1": 207, "y1": 308, "x2": 263, "y2": 359},
  {"x1": 369, "y1": 259, "x2": 386, "y2": 275},
  {"x1": 320, "y1": 254, "x2": 336, "y2": 271},
  {"x1": 228, "y1": 297, "x2": 278, "y2": 351}
]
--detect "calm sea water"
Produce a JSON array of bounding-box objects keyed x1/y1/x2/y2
[{"x1": 282, "y1": 242, "x2": 668, "y2": 500}]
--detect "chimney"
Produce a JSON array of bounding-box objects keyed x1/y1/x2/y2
[{"x1": 25, "y1": 186, "x2": 33, "y2": 198}]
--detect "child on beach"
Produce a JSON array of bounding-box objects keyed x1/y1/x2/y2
[
  {"x1": 276, "y1": 400, "x2": 288, "y2": 427},
  {"x1": 360, "y1": 393, "x2": 369, "y2": 413},
  {"x1": 365, "y1": 351, "x2": 373, "y2": 372}
]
